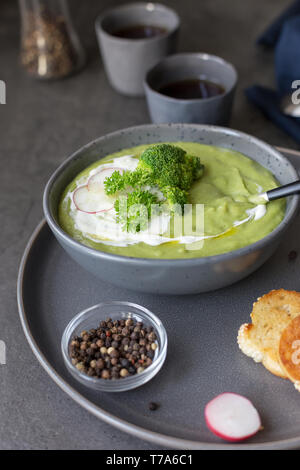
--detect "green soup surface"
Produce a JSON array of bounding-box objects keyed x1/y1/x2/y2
[{"x1": 58, "y1": 142, "x2": 286, "y2": 259}]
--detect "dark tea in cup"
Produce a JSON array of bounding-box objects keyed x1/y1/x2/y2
[{"x1": 158, "y1": 78, "x2": 225, "y2": 100}]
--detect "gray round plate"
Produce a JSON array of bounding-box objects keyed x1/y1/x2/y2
[{"x1": 17, "y1": 148, "x2": 300, "y2": 450}]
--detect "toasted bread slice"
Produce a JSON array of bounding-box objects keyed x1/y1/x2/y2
[
  {"x1": 238, "y1": 289, "x2": 300, "y2": 378},
  {"x1": 279, "y1": 315, "x2": 300, "y2": 391}
]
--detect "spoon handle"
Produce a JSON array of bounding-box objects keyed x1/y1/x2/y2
[{"x1": 266, "y1": 180, "x2": 300, "y2": 201}]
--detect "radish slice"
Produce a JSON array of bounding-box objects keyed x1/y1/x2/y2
[
  {"x1": 73, "y1": 185, "x2": 114, "y2": 213},
  {"x1": 205, "y1": 393, "x2": 261, "y2": 442},
  {"x1": 88, "y1": 167, "x2": 124, "y2": 193}
]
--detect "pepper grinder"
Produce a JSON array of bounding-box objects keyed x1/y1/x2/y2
[{"x1": 19, "y1": 0, "x2": 85, "y2": 79}]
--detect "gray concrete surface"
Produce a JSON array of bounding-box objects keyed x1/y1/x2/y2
[{"x1": 0, "y1": 0, "x2": 298, "y2": 450}]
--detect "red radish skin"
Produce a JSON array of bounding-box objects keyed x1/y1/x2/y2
[
  {"x1": 87, "y1": 167, "x2": 124, "y2": 193},
  {"x1": 73, "y1": 185, "x2": 114, "y2": 214},
  {"x1": 205, "y1": 393, "x2": 261, "y2": 442}
]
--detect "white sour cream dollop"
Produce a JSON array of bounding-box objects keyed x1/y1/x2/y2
[{"x1": 67, "y1": 155, "x2": 267, "y2": 247}]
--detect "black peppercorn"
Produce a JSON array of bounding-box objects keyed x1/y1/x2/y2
[
  {"x1": 148, "y1": 332, "x2": 156, "y2": 342},
  {"x1": 96, "y1": 358, "x2": 105, "y2": 369},
  {"x1": 289, "y1": 250, "x2": 298, "y2": 261},
  {"x1": 149, "y1": 402, "x2": 159, "y2": 411},
  {"x1": 69, "y1": 317, "x2": 159, "y2": 380},
  {"x1": 147, "y1": 350, "x2": 154, "y2": 359},
  {"x1": 111, "y1": 370, "x2": 119, "y2": 379},
  {"x1": 120, "y1": 358, "x2": 130, "y2": 368}
]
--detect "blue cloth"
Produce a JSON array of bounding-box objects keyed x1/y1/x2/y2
[
  {"x1": 275, "y1": 16, "x2": 300, "y2": 94},
  {"x1": 246, "y1": 2, "x2": 300, "y2": 143},
  {"x1": 257, "y1": 0, "x2": 300, "y2": 46},
  {"x1": 245, "y1": 86, "x2": 300, "y2": 144}
]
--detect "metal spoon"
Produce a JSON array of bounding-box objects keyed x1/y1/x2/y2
[
  {"x1": 258, "y1": 180, "x2": 300, "y2": 202},
  {"x1": 280, "y1": 94, "x2": 300, "y2": 117}
]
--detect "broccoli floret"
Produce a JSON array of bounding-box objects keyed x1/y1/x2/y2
[
  {"x1": 161, "y1": 186, "x2": 188, "y2": 209},
  {"x1": 114, "y1": 190, "x2": 160, "y2": 233},
  {"x1": 104, "y1": 144, "x2": 204, "y2": 233},
  {"x1": 185, "y1": 153, "x2": 205, "y2": 181},
  {"x1": 140, "y1": 144, "x2": 204, "y2": 191},
  {"x1": 139, "y1": 144, "x2": 185, "y2": 188}
]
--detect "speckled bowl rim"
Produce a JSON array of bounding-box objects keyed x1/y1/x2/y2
[
  {"x1": 144, "y1": 52, "x2": 238, "y2": 103},
  {"x1": 43, "y1": 124, "x2": 299, "y2": 266},
  {"x1": 95, "y1": 2, "x2": 180, "y2": 44}
]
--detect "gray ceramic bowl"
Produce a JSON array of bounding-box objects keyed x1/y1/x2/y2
[
  {"x1": 144, "y1": 53, "x2": 237, "y2": 125},
  {"x1": 43, "y1": 124, "x2": 298, "y2": 295},
  {"x1": 95, "y1": 2, "x2": 180, "y2": 96}
]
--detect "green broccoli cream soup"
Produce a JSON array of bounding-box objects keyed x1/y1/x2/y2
[{"x1": 58, "y1": 143, "x2": 285, "y2": 259}]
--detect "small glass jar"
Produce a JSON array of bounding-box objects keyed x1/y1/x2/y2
[
  {"x1": 61, "y1": 301, "x2": 168, "y2": 392},
  {"x1": 19, "y1": 0, "x2": 85, "y2": 79}
]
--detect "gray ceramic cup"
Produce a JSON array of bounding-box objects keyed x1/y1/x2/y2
[
  {"x1": 144, "y1": 53, "x2": 238, "y2": 124},
  {"x1": 95, "y1": 2, "x2": 180, "y2": 97}
]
